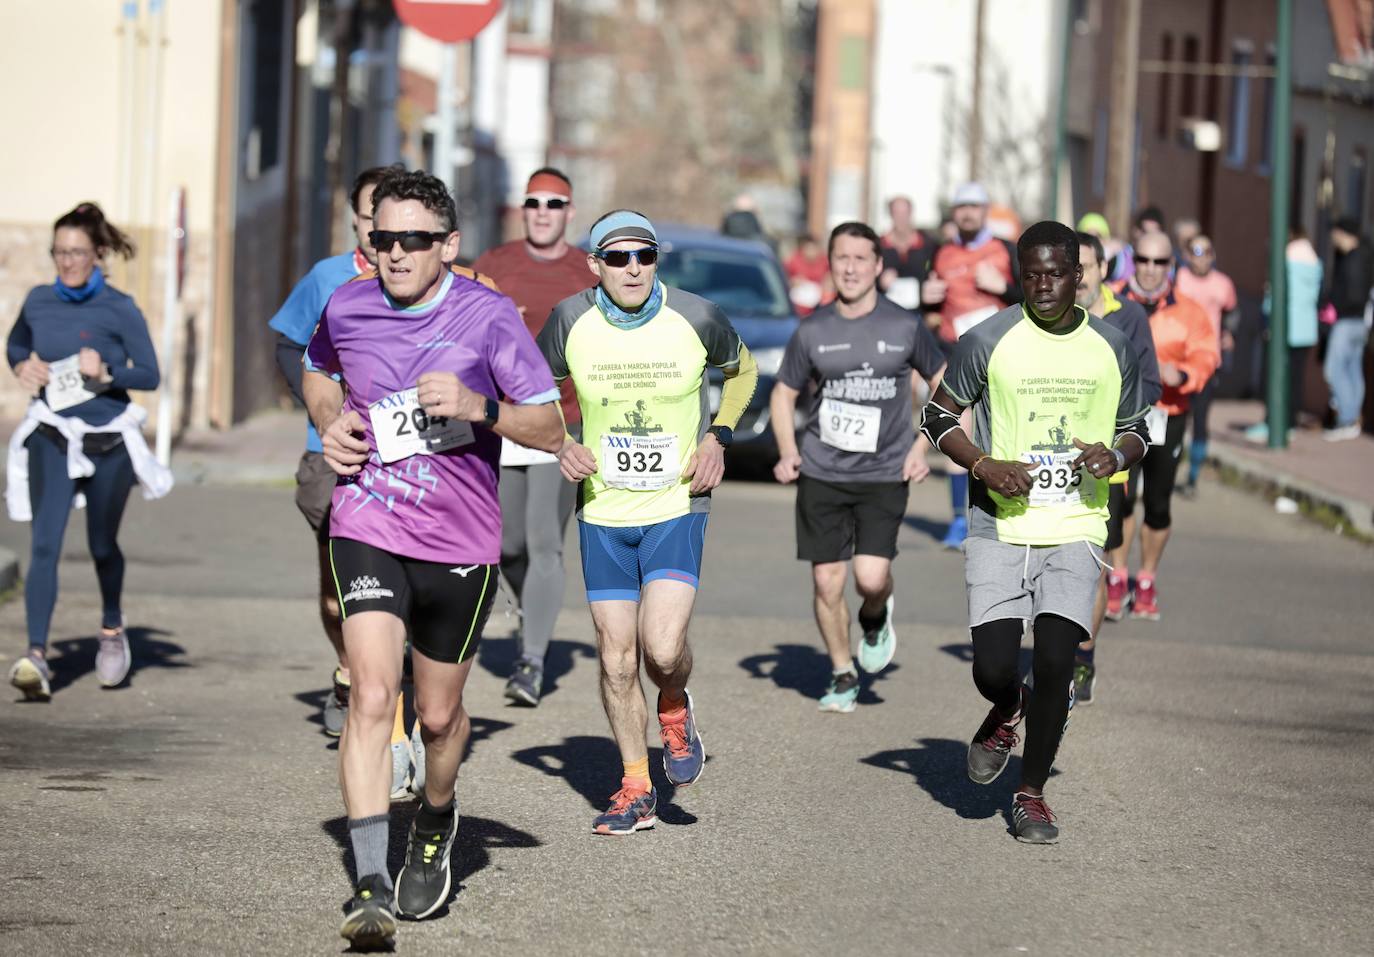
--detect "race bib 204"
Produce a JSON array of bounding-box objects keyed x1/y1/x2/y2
[{"x1": 368, "y1": 388, "x2": 474, "y2": 464}]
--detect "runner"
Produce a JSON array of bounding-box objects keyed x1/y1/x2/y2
[
  {"x1": 770, "y1": 221, "x2": 945, "y2": 713},
  {"x1": 1073, "y1": 231, "x2": 1161, "y2": 704},
  {"x1": 919, "y1": 221, "x2": 1149, "y2": 843},
  {"x1": 1174, "y1": 233, "x2": 1239, "y2": 498},
  {"x1": 472, "y1": 167, "x2": 597, "y2": 707},
  {"x1": 921, "y1": 182, "x2": 1021, "y2": 549},
  {"x1": 6, "y1": 202, "x2": 172, "y2": 700},
  {"x1": 878, "y1": 196, "x2": 933, "y2": 311},
  {"x1": 1112, "y1": 229, "x2": 1219, "y2": 621},
  {"x1": 536, "y1": 210, "x2": 759, "y2": 835},
  {"x1": 303, "y1": 169, "x2": 563, "y2": 946},
  {"x1": 270, "y1": 164, "x2": 397, "y2": 737}
]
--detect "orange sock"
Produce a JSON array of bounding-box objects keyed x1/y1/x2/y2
[
  {"x1": 390, "y1": 695, "x2": 407, "y2": 745},
  {"x1": 622, "y1": 756, "x2": 651, "y2": 790}
]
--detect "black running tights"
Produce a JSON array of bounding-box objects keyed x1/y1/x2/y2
[{"x1": 971, "y1": 614, "x2": 1084, "y2": 790}]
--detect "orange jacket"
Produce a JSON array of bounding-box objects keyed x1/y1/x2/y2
[{"x1": 1131, "y1": 288, "x2": 1220, "y2": 416}]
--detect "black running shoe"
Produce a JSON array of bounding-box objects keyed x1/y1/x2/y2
[
  {"x1": 1012, "y1": 792, "x2": 1059, "y2": 844},
  {"x1": 504, "y1": 658, "x2": 543, "y2": 707},
  {"x1": 395, "y1": 809, "x2": 458, "y2": 919},
  {"x1": 1073, "y1": 661, "x2": 1096, "y2": 706},
  {"x1": 967, "y1": 687, "x2": 1026, "y2": 785},
  {"x1": 339, "y1": 874, "x2": 396, "y2": 949}
]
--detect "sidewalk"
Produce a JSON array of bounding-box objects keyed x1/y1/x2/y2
[
  {"x1": 169, "y1": 409, "x2": 304, "y2": 486},
  {"x1": 1207, "y1": 399, "x2": 1374, "y2": 539}
]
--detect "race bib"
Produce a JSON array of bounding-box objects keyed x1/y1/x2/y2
[
  {"x1": 1146, "y1": 406, "x2": 1168, "y2": 446},
  {"x1": 45, "y1": 354, "x2": 96, "y2": 412},
  {"x1": 500, "y1": 437, "x2": 557, "y2": 467},
  {"x1": 819, "y1": 398, "x2": 880, "y2": 453},
  {"x1": 1023, "y1": 451, "x2": 1086, "y2": 507},
  {"x1": 600, "y1": 433, "x2": 680, "y2": 490},
  {"x1": 887, "y1": 277, "x2": 921, "y2": 310},
  {"x1": 368, "y1": 388, "x2": 474, "y2": 464}
]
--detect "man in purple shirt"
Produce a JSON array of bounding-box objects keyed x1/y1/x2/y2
[{"x1": 303, "y1": 169, "x2": 562, "y2": 947}]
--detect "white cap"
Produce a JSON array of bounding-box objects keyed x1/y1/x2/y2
[{"x1": 950, "y1": 182, "x2": 990, "y2": 207}]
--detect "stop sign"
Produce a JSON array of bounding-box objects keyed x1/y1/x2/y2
[{"x1": 393, "y1": 0, "x2": 502, "y2": 42}]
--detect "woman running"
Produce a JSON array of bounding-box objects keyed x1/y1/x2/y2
[{"x1": 6, "y1": 202, "x2": 170, "y2": 700}]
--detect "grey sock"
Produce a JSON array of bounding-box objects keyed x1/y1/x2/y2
[{"x1": 348, "y1": 814, "x2": 392, "y2": 889}]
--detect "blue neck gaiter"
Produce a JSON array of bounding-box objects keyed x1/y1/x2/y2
[
  {"x1": 55, "y1": 267, "x2": 105, "y2": 304},
  {"x1": 596, "y1": 279, "x2": 664, "y2": 331}
]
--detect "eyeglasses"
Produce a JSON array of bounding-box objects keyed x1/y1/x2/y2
[
  {"x1": 369, "y1": 230, "x2": 448, "y2": 253},
  {"x1": 594, "y1": 247, "x2": 659, "y2": 268},
  {"x1": 1136, "y1": 256, "x2": 1172, "y2": 266},
  {"x1": 523, "y1": 197, "x2": 568, "y2": 210},
  {"x1": 51, "y1": 247, "x2": 95, "y2": 261}
]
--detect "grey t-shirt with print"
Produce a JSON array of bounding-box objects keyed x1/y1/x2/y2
[{"x1": 778, "y1": 295, "x2": 945, "y2": 483}]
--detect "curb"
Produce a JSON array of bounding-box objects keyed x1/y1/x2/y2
[
  {"x1": 0, "y1": 544, "x2": 18, "y2": 596},
  {"x1": 1207, "y1": 443, "x2": 1374, "y2": 541}
]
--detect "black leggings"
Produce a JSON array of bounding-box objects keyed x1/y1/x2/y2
[
  {"x1": 1121, "y1": 413, "x2": 1187, "y2": 530},
  {"x1": 25, "y1": 429, "x2": 136, "y2": 649},
  {"x1": 972, "y1": 614, "x2": 1084, "y2": 790}
]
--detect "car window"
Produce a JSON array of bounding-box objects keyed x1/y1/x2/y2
[{"x1": 657, "y1": 248, "x2": 792, "y2": 317}]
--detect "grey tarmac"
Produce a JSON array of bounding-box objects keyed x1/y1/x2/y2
[{"x1": 0, "y1": 472, "x2": 1371, "y2": 956}]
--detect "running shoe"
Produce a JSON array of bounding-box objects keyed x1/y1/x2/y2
[
  {"x1": 390, "y1": 740, "x2": 414, "y2": 802},
  {"x1": 1177, "y1": 481, "x2": 1198, "y2": 500},
  {"x1": 1073, "y1": 661, "x2": 1096, "y2": 706},
  {"x1": 967, "y1": 687, "x2": 1027, "y2": 785},
  {"x1": 592, "y1": 778, "x2": 657, "y2": 836},
  {"x1": 339, "y1": 874, "x2": 397, "y2": 949},
  {"x1": 395, "y1": 808, "x2": 458, "y2": 919},
  {"x1": 1322, "y1": 423, "x2": 1362, "y2": 442},
  {"x1": 409, "y1": 720, "x2": 426, "y2": 797},
  {"x1": 96, "y1": 629, "x2": 131, "y2": 688},
  {"x1": 1131, "y1": 578, "x2": 1161, "y2": 621},
  {"x1": 818, "y1": 669, "x2": 860, "y2": 713},
  {"x1": 9, "y1": 651, "x2": 52, "y2": 702},
  {"x1": 323, "y1": 668, "x2": 349, "y2": 737},
  {"x1": 504, "y1": 658, "x2": 543, "y2": 707},
  {"x1": 1012, "y1": 791, "x2": 1059, "y2": 844},
  {"x1": 857, "y1": 595, "x2": 896, "y2": 674},
  {"x1": 1105, "y1": 570, "x2": 1130, "y2": 621},
  {"x1": 659, "y1": 689, "x2": 705, "y2": 786},
  {"x1": 940, "y1": 515, "x2": 968, "y2": 550}
]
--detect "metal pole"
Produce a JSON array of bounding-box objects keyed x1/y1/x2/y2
[
  {"x1": 1049, "y1": 0, "x2": 1073, "y2": 220},
  {"x1": 969, "y1": 0, "x2": 986, "y2": 182},
  {"x1": 1104, "y1": 0, "x2": 1141, "y2": 235},
  {"x1": 155, "y1": 188, "x2": 183, "y2": 467},
  {"x1": 1266, "y1": 0, "x2": 1293, "y2": 449},
  {"x1": 435, "y1": 44, "x2": 459, "y2": 204},
  {"x1": 118, "y1": 1, "x2": 139, "y2": 224}
]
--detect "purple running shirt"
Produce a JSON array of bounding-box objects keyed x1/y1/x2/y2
[{"x1": 306, "y1": 270, "x2": 558, "y2": 564}]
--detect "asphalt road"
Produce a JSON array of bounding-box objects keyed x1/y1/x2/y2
[{"x1": 1, "y1": 471, "x2": 1371, "y2": 956}]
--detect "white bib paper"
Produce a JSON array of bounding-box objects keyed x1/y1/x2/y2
[
  {"x1": 1023, "y1": 450, "x2": 1086, "y2": 507},
  {"x1": 1146, "y1": 406, "x2": 1168, "y2": 446},
  {"x1": 368, "y1": 388, "x2": 474, "y2": 464},
  {"x1": 952, "y1": 305, "x2": 999, "y2": 338},
  {"x1": 500, "y1": 437, "x2": 557, "y2": 467},
  {"x1": 45, "y1": 354, "x2": 96, "y2": 412},
  {"x1": 600, "y1": 433, "x2": 680, "y2": 490},
  {"x1": 819, "y1": 397, "x2": 881, "y2": 453},
  {"x1": 886, "y1": 277, "x2": 921, "y2": 310}
]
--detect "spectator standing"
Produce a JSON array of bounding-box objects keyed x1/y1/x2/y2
[
  {"x1": 1321, "y1": 217, "x2": 1372, "y2": 441},
  {"x1": 1248, "y1": 229, "x2": 1324, "y2": 442}
]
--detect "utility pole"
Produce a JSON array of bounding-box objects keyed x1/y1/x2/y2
[
  {"x1": 969, "y1": 0, "x2": 986, "y2": 182},
  {"x1": 1104, "y1": 0, "x2": 1141, "y2": 235},
  {"x1": 1049, "y1": 0, "x2": 1074, "y2": 220},
  {"x1": 1266, "y1": 0, "x2": 1293, "y2": 449}
]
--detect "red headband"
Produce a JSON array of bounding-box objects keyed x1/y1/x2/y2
[{"x1": 526, "y1": 172, "x2": 571, "y2": 199}]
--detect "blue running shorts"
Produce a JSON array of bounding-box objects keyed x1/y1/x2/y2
[{"x1": 578, "y1": 513, "x2": 709, "y2": 603}]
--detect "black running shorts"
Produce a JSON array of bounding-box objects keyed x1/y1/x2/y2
[
  {"x1": 795, "y1": 474, "x2": 909, "y2": 563},
  {"x1": 327, "y1": 537, "x2": 496, "y2": 663}
]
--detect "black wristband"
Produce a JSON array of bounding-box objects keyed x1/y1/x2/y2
[{"x1": 483, "y1": 397, "x2": 500, "y2": 427}]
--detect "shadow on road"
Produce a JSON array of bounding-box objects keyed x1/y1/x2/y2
[
  {"x1": 476, "y1": 633, "x2": 597, "y2": 702},
  {"x1": 510, "y1": 735, "x2": 698, "y2": 826},
  {"x1": 938, "y1": 642, "x2": 1033, "y2": 675},
  {"x1": 862, "y1": 738, "x2": 1021, "y2": 821},
  {"x1": 322, "y1": 812, "x2": 541, "y2": 925},
  {"x1": 37, "y1": 627, "x2": 184, "y2": 696},
  {"x1": 738, "y1": 643, "x2": 891, "y2": 705}
]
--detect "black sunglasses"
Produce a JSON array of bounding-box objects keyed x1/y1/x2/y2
[
  {"x1": 369, "y1": 229, "x2": 448, "y2": 253},
  {"x1": 523, "y1": 197, "x2": 568, "y2": 210},
  {"x1": 1136, "y1": 256, "x2": 1172, "y2": 266},
  {"x1": 594, "y1": 247, "x2": 659, "y2": 268}
]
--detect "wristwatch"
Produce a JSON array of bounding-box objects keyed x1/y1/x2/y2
[
  {"x1": 483, "y1": 397, "x2": 501, "y2": 427},
  {"x1": 706, "y1": 425, "x2": 733, "y2": 448}
]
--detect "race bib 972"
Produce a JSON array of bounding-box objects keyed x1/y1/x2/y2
[
  {"x1": 819, "y1": 398, "x2": 881, "y2": 453},
  {"x1": 368, "y1": 388, "x2": 474, "y2": 464}
]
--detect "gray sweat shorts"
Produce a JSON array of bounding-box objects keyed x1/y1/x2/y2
[{"x1": 964, "y1": 537, "x2": 1107, "y2": 634}]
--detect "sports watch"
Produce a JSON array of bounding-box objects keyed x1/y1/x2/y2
[
  {"x1": 483, "y1": 397, "x2": 501, "y2": 427},
  {"x1": 706, "y1": 425, "x2": 733, "y2": 448}
]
